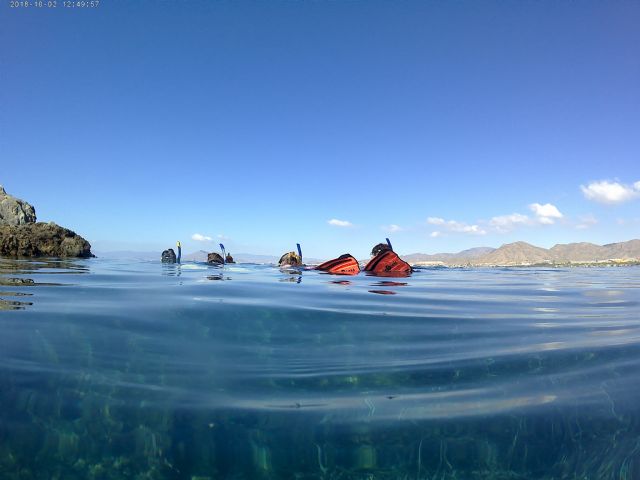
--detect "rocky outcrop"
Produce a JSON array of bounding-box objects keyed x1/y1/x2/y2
[
  {"x1": 0, "y1": 186, "x2": 93, "y2": 258},
  {"x1": 0, "y1": 185, "x2": 37, "y2": 226},
  {"x1": 0, "y1": 222, "x2": 93, "y2": 258}
]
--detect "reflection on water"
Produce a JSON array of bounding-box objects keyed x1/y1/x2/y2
[
  {"x1": 372, "y1": 280, "x2": 407, "y2": 287},
  {"x1": 0, "y1": 258, "x2": 84, "y2": 310},
  {"x1": 0, "y1": 258, "x2": 639, "y2": 478},
  {"x1": 368, "y1": 280, "x2": 408, "y2": 295},
  {"x1": 207, "y1": 274, "x2": 231, "y2": 281},
  {"x1": 0, "y1": 297, "x2": 33, "y2": 310}
]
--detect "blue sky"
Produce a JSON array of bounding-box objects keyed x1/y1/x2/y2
[{"x1": 2, "y1": 1, "x2": 639, "y2": 258}]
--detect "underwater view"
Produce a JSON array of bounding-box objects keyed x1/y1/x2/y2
[{"x1": 1, "y1": 258, "x2": 640, "y2": 479}]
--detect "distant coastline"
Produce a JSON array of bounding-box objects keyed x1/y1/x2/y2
[
  {"x1": 91, "y1": 239, "x2": 640, "y2": 268},
  {"x1": 402, "y1": 239, "x2": 640, "y2": 267}
]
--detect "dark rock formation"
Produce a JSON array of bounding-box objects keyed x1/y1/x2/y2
[
  {"x1": 207, "y1": 252, "x2": 224, "y2": 264},
  {"x1": 0, "y1": 186, "x2": 93, "y2": 258},
  {"x1": 0, "y1": 222, "x2": 93, "y2": 258},
  {"x1": 225, "y1": 254, "x2": 235, "y2": 264},
  {"x1": 278, "y1": 252, "x2": 302, "y2": 267},
  {"x1": 161, "y1": 248, "x2": 177, "y2": 263},
  {"x1": 0, "y1": 185, "x2": 37, "y2": 226}
]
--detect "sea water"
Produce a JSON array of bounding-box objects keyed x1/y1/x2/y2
[{"x1": 1, "y1": 258, "x2": 639, "y2": 479}]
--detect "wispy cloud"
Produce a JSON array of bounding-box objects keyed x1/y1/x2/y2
[
  {"x1": 192, "y1": 233, "x2": 213, "y2": 242},
  {"x1": 427, "y1": 217, "x2": 445, "y2": 226},
  {"x1": 617, "y1": 217, "x2": 640, "y2": 226},
  {"x1": 383, "y1": 224, "x2": 403, "y2": 233},
  {"x1": 427, "y1": 217, "x2": 487, "y2": 235},
  {"x1": 576, "y1": 214, "x2": 598, "y2": 230},
  {"x1": 489, "y1": 213, "x2": 531, "y2": 232},
  {"x1": 328, "y1": 218, "x2": 353, "y2": 227},
  {"x1": 430, "y1": 231, "x2": 442, "y2": 238},
  {"x1": 581, "y1": 180, "x2": 640, "y2": 204},
  {"x1": 529, "y1": 203, "x2": 563, "y2": 225}
]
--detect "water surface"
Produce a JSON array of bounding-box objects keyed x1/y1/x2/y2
[{"x1": 1, "y1": 258, "x2": 639, "y2": 479}]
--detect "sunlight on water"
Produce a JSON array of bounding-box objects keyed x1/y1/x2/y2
[{"x1": 1, "y1": 258, "x2": 639, "y2": 479}]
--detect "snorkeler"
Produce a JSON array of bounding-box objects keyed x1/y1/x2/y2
[
  {"x1": 363, "y1": 238, "x2": 411, "y2": 276},
  {"x1": 278, "y1": 243, "x2": 303, "y2": 267},
  {"x1": 208, "y1": 243, "x2": 227, "y2": 265},
  {"x1": 207, "y1": 252, "x2": 224, "y2": 264},
  {"x1": 161, "y1": 241, "x2": 181, "y2": 263}
]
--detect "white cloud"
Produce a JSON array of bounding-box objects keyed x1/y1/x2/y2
[
  {"x1": 581, "y1": 180, "x2": 640, "y2": 204},
  {"x1": 489, "y1": 205, "x2": 564, "y2": 232},
  {"x1": 328, "y1": 218, "x2": 353, "y2": 227},
  {"x1": 427, "y1": 217, "x2": 486, "y2": 235},
  {"x1": 529, "y1": 203, "x2": 563, "y2": 225},
  {"x1": 489, "y1": 213, "x2": 531, "y2": 232},
  {"x1": 192, "y1": 233, "x2": 213, "y2": 242},
  {"x1": 454, "y1": 224, "x2": 486, "y2": 234},
  {"x1": 383, "y1": 224, "x2": 403, "y2": 233},
  {"x1": 430, "y1": 231, "x2": 441, "y2": 238},
  {"x1": 576, "y1": 214, "x2": 598, "y2": 230}
]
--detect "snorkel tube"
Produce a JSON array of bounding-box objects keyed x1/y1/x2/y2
[
  {"x1": 386, "y1": 238, "x2": 393, "y2": 251},
  {"x1": 297, "y1": 243, "x2": 302, "y2": 264},
  {"x1": 220, "y1": 243, "x2": 226, "y2": 265},
  {"x1": 177, "y1": 241, "x2": 182, "y2": 263}
]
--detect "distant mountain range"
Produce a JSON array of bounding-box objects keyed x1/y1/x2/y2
[
  {"x1": 183, "y1": 250, "x2": 283, "y2": 264},
  {"x1": 402, "y1": 239, "x2": 640, "y2": 266},
  {"x1": 93, "y1": 250, "x2": 159, "y2": 260},
  {"x1": 403, "y1": 247, "x2": 496, "y2": 264},
  {"x1": 126, "y1": 250, "x2": 326, "y2": 264}
]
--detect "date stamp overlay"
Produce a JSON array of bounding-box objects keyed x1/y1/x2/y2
[{"x1": 9, "y1": 0, "x2": 100, "y2": 8}]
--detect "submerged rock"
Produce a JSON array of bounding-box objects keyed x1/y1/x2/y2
[
  {"x1": 161, "y1": 248, "x2": 177, "y2": 263},
  {"x1": 0, "y1": 222, "x2": 93, "y2": 258},
  {"x1": 0, "y1": 185, "x2": 37, "y2": 226}
]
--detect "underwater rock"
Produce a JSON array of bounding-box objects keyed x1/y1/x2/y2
[
  {"x1": 0, "y1": 185, "x2": 37, "y2": 226},
  {"x1": 161, "y1": 248, "x2": 177, "y2": 263},
  {"x1": 0, "y1": 222, "x2": 93, "y2": 258},
  {"x1": 207, "y1": 252, "x2": 224, "y2": 264}
]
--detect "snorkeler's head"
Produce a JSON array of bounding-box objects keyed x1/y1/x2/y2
[
  {"x1": 279, "y1": 252, "x2": 302, "y2": 267},
  {"x1": 371, "y1": 243, "x2": 392, "y2": 257}
]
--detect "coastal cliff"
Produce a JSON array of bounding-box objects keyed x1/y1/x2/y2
[{"x1": 0, "y1": 186, "x2": 93, "y2": 258}]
